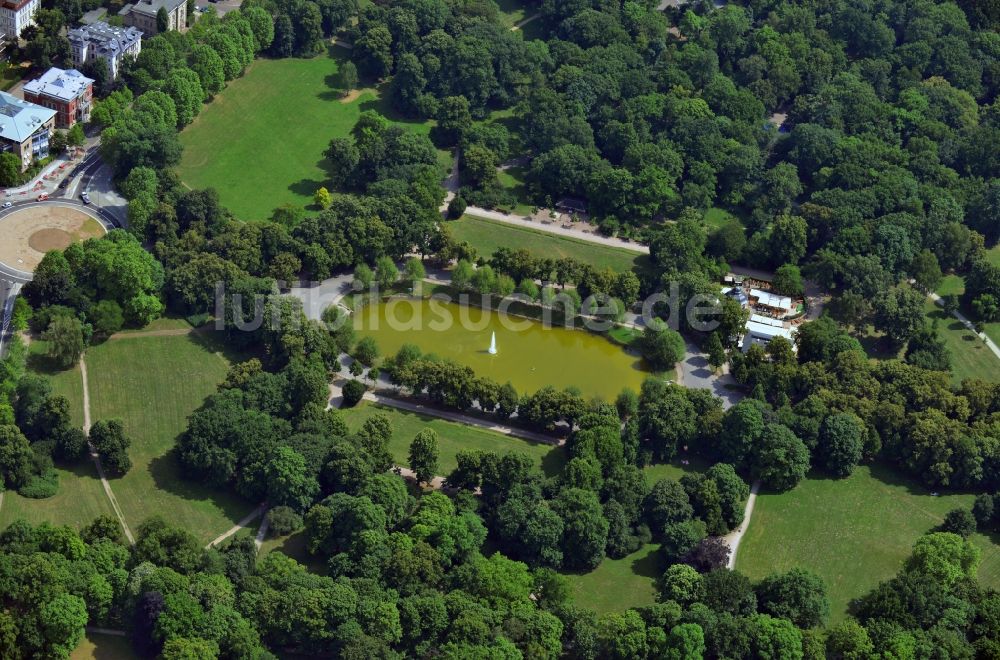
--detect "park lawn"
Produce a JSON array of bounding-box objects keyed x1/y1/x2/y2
[
  {"x1": 450, "y1": 214, "x2": 643, "y2": 272},
  {"x1": 84, "y1": 333, "x2": 256, "y2": 544},
  {"x1": 925, "y1": 299, "x2": 1000, "y2": 384},
  {"x1": 178, "y1": 45, "x2": 446, "y2": 221},
  {"x1": 0, "y1": 341, "x2": 115, "y2": 531},
  {"x1": 703, "y1": 207, "x2": 740, "y2": 230},
  {"x1": 71, "y1": 632, "x2": 136, "y2": 660},
  {"x1": 338, "y1": 400, "x2": 566, "y2": 476},
  {"x1": 496, "y1": 166, "x2": 534, "y2": 216},
  {"x1": 936, "y1": 274, "x2": 965, "y2": 297},
  {"x1": 26, "y1": 340, "x2": 84, "y2": 426},
  {"x1": 495, "y1": 0, "x2": 529, "y2": 26},
  {"x1": 0, "y1": 461, "x2": 115, "y2": 532},
  {"x1": 114, "y1": 315, "x2": 193, "y2": 334},
  {"x1": 563, "y1": 543, "x2": 662, "y2": 614},
  {"x1": 736, "y1": 464, "x2": 1000, "y2": 623},
  {"x1": 642, "y1": 455, "x2": 711, "y2": 484}
]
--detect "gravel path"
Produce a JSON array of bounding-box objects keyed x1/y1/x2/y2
[
  {"x1": 81, "y1": 356, "x2": 135, "y2": 545},
  {"x1": 204, "y1": 504, "x2": 265, "y2": 549}
]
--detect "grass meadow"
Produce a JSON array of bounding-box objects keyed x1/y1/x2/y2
[
  {"x1": 736, "y1": 464, "x2": 1000, "y2": 623},
  {"x1": 338, "y1": 400, "x2": 566, "y2": 477},
  {"x1": 449, "y1": 214, "x2": 645, "y2": 273},
  {"x1": 84, "y1": 332, "x2": 255, "y2": 543},
  {"x1": 178, "y1": 45, "x2": 448, "y2": 221},
  {"x1": 563, "y1": 543, "x2": 663, "y2": 614}
]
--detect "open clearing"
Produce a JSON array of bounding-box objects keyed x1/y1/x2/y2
[
  {"x1": 563, "y1": 543, "x2": 662, "y2": 614},
  {"x1": 449, "y1": 214, "x2": 644, "y2": 273},
  {"x1": 178, "y1": 45, "x2": 448, "y2": 221},
  {"x1": 736, "y1": 464, "x2": 1000, "y2": 623},
  {"x1": 339, "y1": 400, "x2": 566, "y2": 476},
  {"x1": 0, "y1": 206, "x2": 105, "y2": 272},
  {"x1": 924, "y1": 299, "x2": 1000, "y2": 384},
  {"x1": 84, "y1": 332, "x2": 255, "y2": 543},
  {"x1": 71, "y1": 631, "x2": 135, "y2": 659}
]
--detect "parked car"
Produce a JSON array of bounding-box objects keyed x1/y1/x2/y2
[
  {"x1": 80, "y1": 192, "x2": 91, "y2": 204},
  {"x1": 37, "y1": 193, "x2": 48, "y2": 201}
]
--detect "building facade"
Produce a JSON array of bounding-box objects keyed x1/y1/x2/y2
[
  {"x1": 0, "y1": 0, "x2": 39, "y2": 39},
  {"x1": 118, "y1": 0, "x2": 186, "y2": 35},
  {"x1": 68, "y1": 21, "x2": 142, "y2": 81},
  {"x1": 22, "y1": 68, "x2": 94, "y2": 129},
  {"x1": 0, "y1": 91, "x2": 56, "y2": 171}
]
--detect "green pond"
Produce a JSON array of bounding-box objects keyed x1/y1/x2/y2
[{"x1": 355, "y1": 298, "x2": 650, "y2": 400}]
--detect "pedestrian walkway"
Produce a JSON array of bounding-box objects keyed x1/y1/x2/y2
[
  {"x1": 3, "y1": 149, "x2": 84, "y2": 198},
  {"x1": 80, "y1": 356, "x2": 135, "y2": 545},
  {"x1": 724, "y1": 481, "x2": 760, "y2": 569},
  {"x1": 929, "y1": 292, "x2": 1000, "y2": 361}
]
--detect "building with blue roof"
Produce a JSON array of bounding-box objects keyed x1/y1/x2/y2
[{"x1": 0, "y1": 91, "x2": 56, "y2": 172}]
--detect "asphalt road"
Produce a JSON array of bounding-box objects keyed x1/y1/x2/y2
[{"x1": 0, "y1": 166, "x2": 122, "y2": 356}]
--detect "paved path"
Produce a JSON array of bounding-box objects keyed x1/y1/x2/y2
[
  {"x1": 678, "y1": 340, "x2": 743, "y2": 409},
  {"x1": 439, "y1": 151, "x2": 646, "y2": 253},
  {"x1": 205, "y1": 504, "x2": 265, "y2": 549},
  {"x1": 510, "y1": 13, "x2": 540, "y2": 31},
  {"x1": 254, "y1": 509, "x2": 269, "y2": 549},
  {"x1": 929, "y1": 292, "x2": 1000, "y2": 361},
  {"x1": 0, "y1": 280, "x2": 21, "y2": 358},
  {"x1": 395, "y1": 465, "x2": 447, "y2": 489},
  {"x1": 724, "y1": 480, "x2": 760, "y2": 569},
  {"x1": 329, "y1": 382, "x2": 562, "y2": 445},
  {"x1": 80, "y1": 356, "x2": 135, "y2": 545},
  {"x1": 286, "y1": 272, "x2": 355, "y2": 321}
]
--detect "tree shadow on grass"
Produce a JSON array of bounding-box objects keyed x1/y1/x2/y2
[
  {"x1": 147, "y1": 447, "x2": 252, "y2": 526},
  {"x1": 630, "y1": 544, "x2": 664, "y2": 581},
  {"x1": 288, "y1": 177, "x2": 325, "y2": 199},
  {"x1": 540, "y1": 445, "x2": 567, "y2": 477},
  {"x1": 61, "y1": 457, "x2": 103, "y2": 482},
  {"x1": 866, "y1": 461, "x2": 972, "y2": 499},
  {"x1": 25, "y1": 350, "x2": 72, "y2": 377},
  {"x1": 189, "y1": 326, "x2": 258, "y2": 366}
]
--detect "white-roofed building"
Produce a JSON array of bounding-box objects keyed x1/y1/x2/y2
[
  {"x1": 0, "y1": 91, "x2": 56, "y2": 171},
  {"x1": 68, "y1": 21, "x2": 143, "y2": 81},
  {"x1": 749, "y1": 288, "x2": 793, "y2": 314},
  {"x1": 22, "y1": 68, "x2": 94, "y2": 129},
  {"x1": 741, "y1": 316, "x2": 796, "y2": 353},
  {"x1": 0, "y1": 0, "x2": 39, "y2": 39}
]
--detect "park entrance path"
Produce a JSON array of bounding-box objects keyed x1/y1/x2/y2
[
  {"x1": 724, "y1": 481, "x2": 760, "y2": 569},
  {"x1": 80, "y1": 356, "x2": 135, "y2": 545},
  {"x1": 205, "y1": 504, "x2": 265, "y2": 549}
]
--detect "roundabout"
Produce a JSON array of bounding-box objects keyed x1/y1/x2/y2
[{"x1": 0, "y1": 201, "x2": 114, "y2": 283}]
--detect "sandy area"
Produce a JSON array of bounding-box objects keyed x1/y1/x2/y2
[{"x1": 0, "y1": 206, "x2": 105, "y2": 272}]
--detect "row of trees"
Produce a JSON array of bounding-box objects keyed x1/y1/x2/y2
[
  {"x1": 729, "y1": 314, "x2": 1000, "y2": 490},
  {"x1": 3, "y1": 512, "x2": 997, "y2": 658}
]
